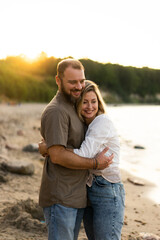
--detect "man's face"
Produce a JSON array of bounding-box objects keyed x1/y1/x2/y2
[{"x1": 58, "y1": 66, "x2": 86, "y2": 102}]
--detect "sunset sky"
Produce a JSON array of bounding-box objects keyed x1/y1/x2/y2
[{"x1": 0, "y1": 0, "x2": 160, "y2": 69}]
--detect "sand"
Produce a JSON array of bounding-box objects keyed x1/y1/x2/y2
[{"x1": 0, "y1": 103, "x2": 160, "y2": 240}]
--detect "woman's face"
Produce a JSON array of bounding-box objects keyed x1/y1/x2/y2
[{"x1": 81, "y1": 91, "x2": 98, "y2": 124}]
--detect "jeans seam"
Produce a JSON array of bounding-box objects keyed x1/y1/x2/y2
[
  {"x1": 111, "y1": 184, "x2": 117, "y2": 240},
  {"x1": 50, "y1": 206, "x2": 55, "y2": 239},
  {"x1": 111, "y1": 197, "x2": 116, "y2": 240},
  {"x1": 120, "y1": 185, "x2": 125, "y2": 207}
]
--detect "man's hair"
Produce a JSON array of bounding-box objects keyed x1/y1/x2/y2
[
  {"x1": 76, "y1": 80, "x2": 106, "y2": 122},
  {"x1": 57, "y1": 59, "x2": 84, "y2": 79}
]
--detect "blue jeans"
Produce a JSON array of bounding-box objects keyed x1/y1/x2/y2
[
  {"x1": 83, "y1": 176, "x2": 125, "y2": 240},
  {"x1": 43, "y1": 204, "x2": 84, "y2": 240}
]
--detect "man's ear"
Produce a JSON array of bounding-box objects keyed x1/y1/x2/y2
[{"x1": 55, "y1": 75, "x2": 61, "y2": 87}]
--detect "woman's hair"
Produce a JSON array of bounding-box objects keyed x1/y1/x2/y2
[{"x1": 77, "y1": 80, "x2": 106, "y2": 122}]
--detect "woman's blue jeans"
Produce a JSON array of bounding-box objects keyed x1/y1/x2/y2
[
  {"x1": 43, "y1": 204, "x2": 84, "y2": 240},
  {"x1": 83, "y1": 176, "x2": 125, "y2": 240}
]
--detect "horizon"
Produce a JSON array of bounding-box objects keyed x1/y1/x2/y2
[{"x1": 1, "y1": 53, "x2": 159, "y2": 71}]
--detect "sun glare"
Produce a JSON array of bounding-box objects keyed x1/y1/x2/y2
[{"x1": 19, "y1": 54, "x2": 39, "y2": 63}]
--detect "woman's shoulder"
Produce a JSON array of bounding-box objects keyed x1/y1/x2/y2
[
  {"x1": 89, "y1": 114, "x2": 112, "y2": 130},
  {"x1": 92, "y1": 114, "x2": 112, "y2": 124}
]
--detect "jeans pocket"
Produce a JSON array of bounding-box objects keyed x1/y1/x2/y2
[{"x1": 94, "y1": 176, "x2": 112, "y2": 188}]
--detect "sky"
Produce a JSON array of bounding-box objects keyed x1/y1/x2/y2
[{"x1": 0, "y1": 0, "x2": 160, "y2": 69}]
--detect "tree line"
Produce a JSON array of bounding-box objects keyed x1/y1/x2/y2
[{"x1": 0, "y1": 54, "x2": 160, "y2": 103}]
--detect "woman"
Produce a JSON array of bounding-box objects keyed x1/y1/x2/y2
[
  {"x1": 39, "y1": 80, "x2": 125, "y2": 240},
  {"x1": 75, "y1": 80, "x2": 125, "y2": 240}
]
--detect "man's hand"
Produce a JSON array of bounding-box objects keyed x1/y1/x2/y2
[{"x1": 95, "y1": 147, "x2": 113, "y2": 170}]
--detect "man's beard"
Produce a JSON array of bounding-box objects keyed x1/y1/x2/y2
[{"x1": 61, "y1": 82, "x2": 81, "y2": 104}]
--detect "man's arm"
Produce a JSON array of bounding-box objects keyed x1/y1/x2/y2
[{"x1": 48, "y1": 145, "x2": 113, "y2": 170}]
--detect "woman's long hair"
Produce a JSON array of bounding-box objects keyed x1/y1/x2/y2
[{"x1": 76, "y1": 80, "x2": 106, "y2": 122}]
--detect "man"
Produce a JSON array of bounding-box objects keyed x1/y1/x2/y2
[{"x1": 39, "y1": 59, "x2": 113, "y2": 240}]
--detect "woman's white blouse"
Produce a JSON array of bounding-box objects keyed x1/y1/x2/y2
[{"x1": 74, "y1": 114, "x2": 121, "y2": 184}]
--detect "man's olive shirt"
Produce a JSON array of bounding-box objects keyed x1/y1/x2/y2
[{"x1": 39, "y1": 91, "x2": 88, "y2": 208}]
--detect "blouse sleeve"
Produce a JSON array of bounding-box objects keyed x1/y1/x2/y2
[{"x1": 74, "y1": 115, "x2": 112, "y2": 158}]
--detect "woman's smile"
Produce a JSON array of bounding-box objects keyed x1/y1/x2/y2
[{"x1": 81, "y1": 91, "x2": 98, "y2": 125}]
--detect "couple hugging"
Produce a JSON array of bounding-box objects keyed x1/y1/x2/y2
[{"x1": 38, "y1": 59, "x2": 125, "y2": 240}]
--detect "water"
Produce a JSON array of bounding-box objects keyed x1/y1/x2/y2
[{"x1": 107, "y1": 105, "x2": 160, "y2": 204}]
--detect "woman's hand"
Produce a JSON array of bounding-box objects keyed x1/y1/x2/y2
[{"x1": 38, "y1": 139, "x2": 49, "y2": 157}]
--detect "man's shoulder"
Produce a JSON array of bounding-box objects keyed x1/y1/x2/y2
[
  {"x1": 41, "y1": 95, "x2": 73, "y2": 122},
  {"x1": 42, "y1": 100, "x2": 67, "y2": 120}
]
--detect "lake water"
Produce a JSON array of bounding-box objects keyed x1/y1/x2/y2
[{"x1": 107, "y1": 105, "x2": 160, "y2": 204}]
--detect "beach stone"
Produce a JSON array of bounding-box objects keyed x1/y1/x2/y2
[
  {"x1": 1, "y1": 160, "x2": 35, "y2": 175},
  {"x1": 22, "y1": 143, "x2": 39, "y2": 152},
  {"x1": 134, "y1": 145, "x2": 145, "y2": 149},
  {"x1": 127, "y1": 177, "x2": 145, "y2": 186},
  {"x1": 0, "y1": 170, "x2": 8, "y2": 182},
  {"x1": 139, "y1": 232, "x2": 160, "y2": 239}
]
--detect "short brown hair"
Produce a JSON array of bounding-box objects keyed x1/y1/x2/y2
[
  {"x1": 57, "y1": 59, "x2": 84, "y2": 79},
  {"x1": 77, "y1": 80, "x2": 106, "y2": 122}
]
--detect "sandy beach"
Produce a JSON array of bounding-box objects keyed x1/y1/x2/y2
[{"x1": 0, "y1": 103, "x2": 160, "y2": 240}]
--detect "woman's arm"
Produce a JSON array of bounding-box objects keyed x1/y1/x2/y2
[{"x1": 74, "y1": 115, "x2": 112, "y2": 158}]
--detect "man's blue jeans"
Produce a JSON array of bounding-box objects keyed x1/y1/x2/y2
[
  {"x1": 83, "y1": 176, "x2": 125, "y2": 240},
  {"x1": 43, "y1": 204, "x2": 84, "y2": 240}
]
